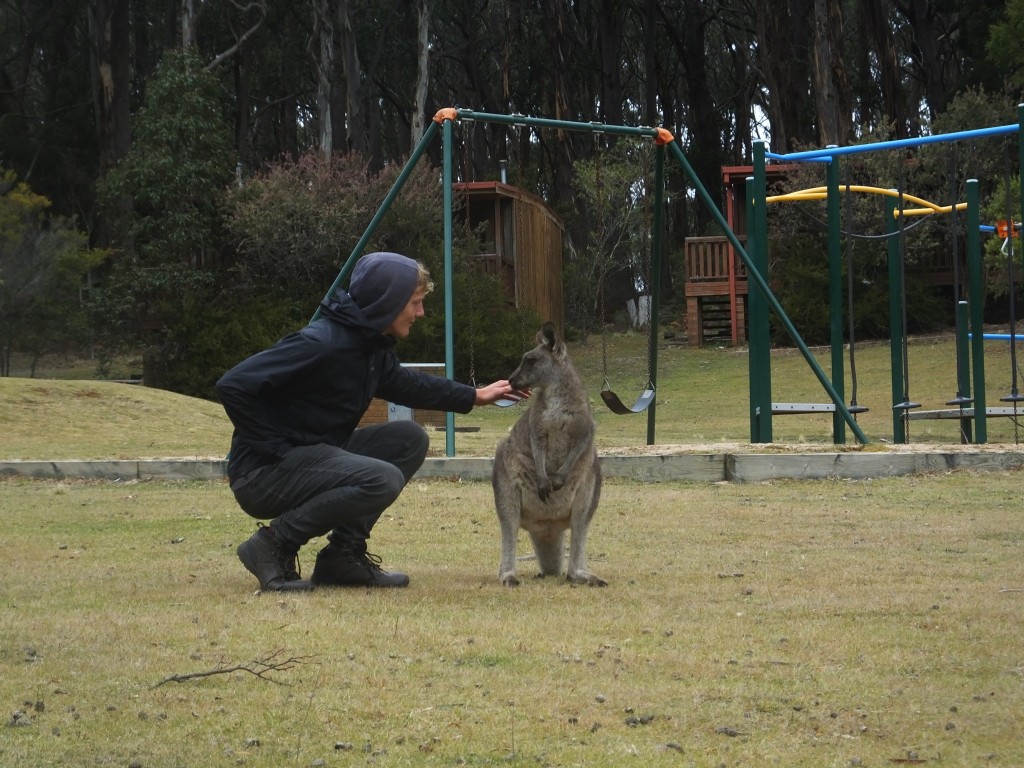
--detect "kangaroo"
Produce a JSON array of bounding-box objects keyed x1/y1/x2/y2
[{"x1": 492, "y1": 322, "x2": 605, "y2": 587}]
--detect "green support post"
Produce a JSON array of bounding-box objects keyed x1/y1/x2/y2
[
  {"x1": 825, "y1": 150, "x2": 846, "y2": 443},
  {"x1": 441, "y1": 116, "x2": 457, "y2": 457},
  {"x1": 748, "y1": 142, "x2": 773, "y2": 442},
  {"x1": 966, "y1": 179, "x2": 987, "y2": 443}
]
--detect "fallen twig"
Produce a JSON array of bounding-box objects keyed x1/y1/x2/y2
[{"x1": 152, "y1": 648, "x2": 310, "y2": 688}]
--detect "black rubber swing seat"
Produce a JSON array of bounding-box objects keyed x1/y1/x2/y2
[{"x1": 600, "y1": 380, "x2": 656, "y2": 415}]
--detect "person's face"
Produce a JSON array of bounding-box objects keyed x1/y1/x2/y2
[{"x1": 385, "y1": 288, "x2": 427, "y2": 338}]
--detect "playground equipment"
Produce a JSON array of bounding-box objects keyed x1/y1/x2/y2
[
  {"x1": 755, "y1": 114, "x2": 1024, "y2": 445},
  {"x1": 310, "y1": 103, "x2": 1024, "y2": 453}
]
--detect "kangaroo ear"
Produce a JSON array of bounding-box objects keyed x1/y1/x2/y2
[{"x1": 541, "y1": 321, "x2": 565, "y2": 358}]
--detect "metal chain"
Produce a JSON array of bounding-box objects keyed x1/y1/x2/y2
[
  {"x1": 594, "y1": 136, "x2": 610, "y2": 383},
  {"x1": 462, "y1": 128, "x2": 477, "y2": 387}
]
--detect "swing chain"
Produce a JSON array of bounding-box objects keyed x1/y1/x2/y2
[
  {"x1": 640, "y1": 141, "x2": 654, "y2": 386},
  {"x1": 462, "y1": 130, "x2": 478, "y2": 388},
  {"x1": 594, "y1": 137, "x2": 610, "y2": 387}
]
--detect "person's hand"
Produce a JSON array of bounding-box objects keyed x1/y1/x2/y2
[{"x1": 475, "y1": 379, "x2": 530, "y2": 406}]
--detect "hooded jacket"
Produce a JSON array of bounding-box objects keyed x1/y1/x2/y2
[{"x1": 216, "y1": 272, "x2": 476, "y2": 482}]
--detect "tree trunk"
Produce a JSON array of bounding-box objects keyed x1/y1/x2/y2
[
  {"x1": 314, "y1": 0, "x2": 335, "y2": 160},
  {"x1": 812, "y1": 0, "x2": 852, "y2": 146},
  {"x1": 87, "y1": 0, "x2": 132, "y2": 248},
  {"x1": 861, "y1": 0, "x2": 907, "y2": 137},
  {"x1": 596, "y1": 0, "x2": 626, "y2": 128},
  {"x1": 679, "y1": 0, "x2": 723, "y2": 234},
  {"x1": 411, "y1": 0, "x2": 430, "y2": 153},
  {"x1": 540, "y1": 0, "x2": 580, "y2": 208},
  {"x1": 756, "y1": 0, "x2": 814, "y2": 153},
  {"x1": 896, "y1": 0, "x2": 958, "y2": 121},
  {"x1": 88, "y1": 0, "x2": 132, "y2": 172},
  {"x1": 336, "y1": 0, "x2": 363, "y2": 155},
  {"x1": 181, "y1": 0, "x2": 197, "y2": 49}
]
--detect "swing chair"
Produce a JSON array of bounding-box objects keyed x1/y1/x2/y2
[
  {"x1": 592, "y1": 134, "x2": 656, "y2": 415},
  {"x1": 597, "y1": 275, "x2": 656, "y2": 414}
]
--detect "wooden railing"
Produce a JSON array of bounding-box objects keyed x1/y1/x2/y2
[{"x1": 685, "y1": 236, "x2": 747, "y2": 286}]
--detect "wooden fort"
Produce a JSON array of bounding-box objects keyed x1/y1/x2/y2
[{"x1": 454, "y1": 180, "x2": 565, "y2": 333}]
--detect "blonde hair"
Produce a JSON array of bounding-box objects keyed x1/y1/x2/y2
[{"x1": 417, "y1": 261, "x2": 435, "y2": 295}]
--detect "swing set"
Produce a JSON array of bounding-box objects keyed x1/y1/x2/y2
[
  {"x1": 313, "y1": 108, "x2": 691, "y2": 455},
  {"x1": 317, "y1": 106, "x2": 1018, "y2": 454}
]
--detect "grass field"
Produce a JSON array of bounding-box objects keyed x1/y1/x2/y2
[
  {"x1": 4, "y1": 331, "x2": 1023, "y2": 460},
  {"x1": 2, "y1": 473, "x2": 1022, "y2": 767},
  {"x1": 1, "y1": 333, "x2": 1023, "y2": 766}
]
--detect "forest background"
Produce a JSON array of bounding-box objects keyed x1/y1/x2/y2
[{"x1": 5, "y1": 0, "x2": 1024, "y2": 398}]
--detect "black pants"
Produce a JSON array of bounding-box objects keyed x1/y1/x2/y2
[{"x1": 231, "y1": 421, "x2": 429, "y2": 551}]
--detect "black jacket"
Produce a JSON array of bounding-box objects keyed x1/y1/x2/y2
[{"x1": 216, "y1": 289, "x2": 476, "y2": 481}]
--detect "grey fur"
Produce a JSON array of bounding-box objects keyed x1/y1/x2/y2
[{"x1": 491, "y1": 322, "x2": 606, "y2": 587}]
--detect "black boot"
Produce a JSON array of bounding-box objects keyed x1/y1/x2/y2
[
  {"x1": 236, "y1": 526, "x2": 315, "y2": 592},
  {"x1": 311, "y1": 542, "x2": 409, "y2": 588}
]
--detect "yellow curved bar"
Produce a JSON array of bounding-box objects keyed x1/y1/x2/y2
[{"x1": 765, "y1": 185, "x2": 963, "y2": 216}]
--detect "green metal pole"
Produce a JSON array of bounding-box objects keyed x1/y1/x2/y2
[
  {"x1": 667, "y1": 139, "x2": 868, "y2": 444},
  {"x1": 646, "y1": 143, "x2": 665, "y2": 445},
  {"x1": 966, "y1": 179, "x2": 987, "y2": 443},
  {"x1": 885, "y1": 194, "x2": 906, "y2": 443},
  {"x1": 442, "y1": 117, "x2": 457, "y2": 457},
  {"x1": 750, "y1": 143, "x2": 772, "y2": 442},
  {"x1": 746, "y1": 169, "x2": 771, "y2": 441},
  {"x1": 312, "y1": 119, "x2": 442, "y2": 321},
  {"x1": 744, "y1": 179, "x2": 759, "y2": 440},
  {"x1": 826, "y1": 150, "x2": 846, "y2": 444}
]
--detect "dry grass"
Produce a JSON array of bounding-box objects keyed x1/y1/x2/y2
[{"x1": 2, "y1": 473, "x2": 1022, "y2": 767}]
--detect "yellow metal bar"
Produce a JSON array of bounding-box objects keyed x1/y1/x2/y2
[{"x1": 766, "y1": 185, "x2": 966, "y2": 216}]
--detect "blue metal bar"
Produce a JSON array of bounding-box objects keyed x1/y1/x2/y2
[{"x1": 767, "y1": 123, "x2": 1018, "y2": 163}]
